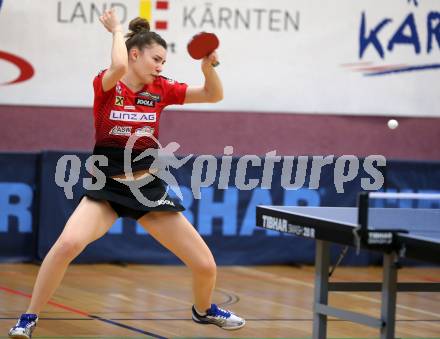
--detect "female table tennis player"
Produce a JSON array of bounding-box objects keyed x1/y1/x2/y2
[{"x1": 9, "y1": 8, "x2": 245, "y2": 339}]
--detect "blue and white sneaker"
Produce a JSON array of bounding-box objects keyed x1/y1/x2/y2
[
  {"x1": 192, "y1": 304, "x2": 245, "y2": 330},
  {"x1": 8, "y1": 314, "x2": 38, "y2": 339}
]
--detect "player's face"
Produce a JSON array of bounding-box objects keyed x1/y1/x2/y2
[{"x1": 136, "y1": 43, "x2": 167, "y2": 84}]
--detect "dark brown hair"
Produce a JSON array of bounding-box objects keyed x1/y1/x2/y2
[{"x1": 125, "y1": 17, "x2": 167, "y2": 51}]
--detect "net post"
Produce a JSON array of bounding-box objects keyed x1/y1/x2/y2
[
  {"x1": 353, "y1": 192, "x2": 370, "y2": 254},
  {"x1": 358, "y1": 192, "x2": 369, "y2": 230}
]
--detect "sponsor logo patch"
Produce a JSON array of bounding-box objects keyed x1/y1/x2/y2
[
  {"x1": 115, "y1": 96, "x2": 124, "y2": 106},
  {"x1": 110, "y1": 110, "x2": 157, "y2": 122},
  {"x1": 136, "y1": 98, "x2": 155, "y2": 107},
  {"x1": 135, "y1": 126, "x2": 155, "y2": 136},
  {"x1": 138, "y1": 91, "x2": 161, "y2": 102},
  {"x1": 124, "y1": 105, "x2": 136, "y2": 110},
  {"x1": 109, "y1": 126, "x2": 132, "y2": 136},
  {"x1": 157, "y1": 199, "x2": 175, "y2": 207},
  {"x1": 116, "y1": 84, "x2": 122, "y2": 95}
]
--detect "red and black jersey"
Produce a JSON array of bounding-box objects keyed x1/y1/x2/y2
[
  {"x1": 93, "y1": 69, "x2": 187, "y2": 149},
  {"x1": 92, "y1": 70, "x2": 187, "y2": 176}
]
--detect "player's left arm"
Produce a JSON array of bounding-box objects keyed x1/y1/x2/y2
[
  {"x1": 184, "y1": 52, "x2": 223, "y2": 104},
  {"x1": 99, "y1": 8, "x2": 128, "y2": 92}
]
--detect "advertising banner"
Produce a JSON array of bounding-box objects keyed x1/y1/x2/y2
[{"x1": 0, "y1": 0, "x2": 438, "y2": 116}]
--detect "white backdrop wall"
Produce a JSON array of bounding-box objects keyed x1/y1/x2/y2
[{"x1": 0, "y1": 0, "x2": 439, "y2": 116}]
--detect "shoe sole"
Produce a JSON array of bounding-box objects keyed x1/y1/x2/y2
[
  {"x1": 221, "y1": 320, "x2": 246, "y2": 331},
  {"x1": 9, "y1": 335, "x2": 30, "y2": 339},
  {"x1": 192, "y1": 316, "x2": 246, "y2": 330}
]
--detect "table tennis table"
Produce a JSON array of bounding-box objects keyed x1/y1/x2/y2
[{"x1": 256, "y1": 201, "x2": 440, "y2": 339}]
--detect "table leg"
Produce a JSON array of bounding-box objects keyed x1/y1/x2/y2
[
  {"x1": 313, "y1": 240, "x2": 330, "y2": 339},
  {"x1": 380, "y1": 252, "x2": 398, "y2": 339}
]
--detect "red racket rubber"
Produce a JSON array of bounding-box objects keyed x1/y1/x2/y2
[{"x1": 187, "y1": 32, "x2": 220, "y2": 67}]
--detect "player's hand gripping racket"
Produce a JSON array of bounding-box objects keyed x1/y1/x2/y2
[{"x1": 187, "y1": 32, "x2": 220, "y2": 67}]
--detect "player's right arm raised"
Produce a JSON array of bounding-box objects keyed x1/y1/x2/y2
[{"x1": 99, "y1": 8, "x2": 128, "y2": 91}]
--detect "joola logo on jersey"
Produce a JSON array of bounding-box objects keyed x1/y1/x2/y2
[
  {"x1": 115, "y1": 96, "x2": 124, "y2": 106},
  {"x1": 109, "y1": 126, "x2": 132, "y2": 136},
  {"x1": 138, "y1": 91, "x2": 161, "y2": 101},
  {"x1": 136, "y1": 98, "x2": 155, "y2": 107},
  {"x1": 110, "y1": 110, "x2": 157, "y2": 122}
]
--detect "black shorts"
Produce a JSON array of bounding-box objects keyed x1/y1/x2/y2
[{"x1": 83, "y1": 175, "x2": 185, "y2": 220}]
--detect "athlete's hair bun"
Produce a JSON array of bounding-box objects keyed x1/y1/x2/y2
[
  {"x1": 124, "y1": 17, "x2": 167, "y2": 51},
  {"x1": 126, "y1": 17, "x2": 150, "y2": 39}
]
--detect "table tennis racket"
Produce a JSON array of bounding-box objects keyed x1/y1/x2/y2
[{"x1": 187, "y1": 32, "x2": 220, "y2": 67}]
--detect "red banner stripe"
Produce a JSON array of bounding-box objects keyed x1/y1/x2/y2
[
  {"x1": 155, "y1": 21, "x2": 168, "y2": 30},
  {"x1": 156, "y1": 1, "x2": 168, "y2": 10}
]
